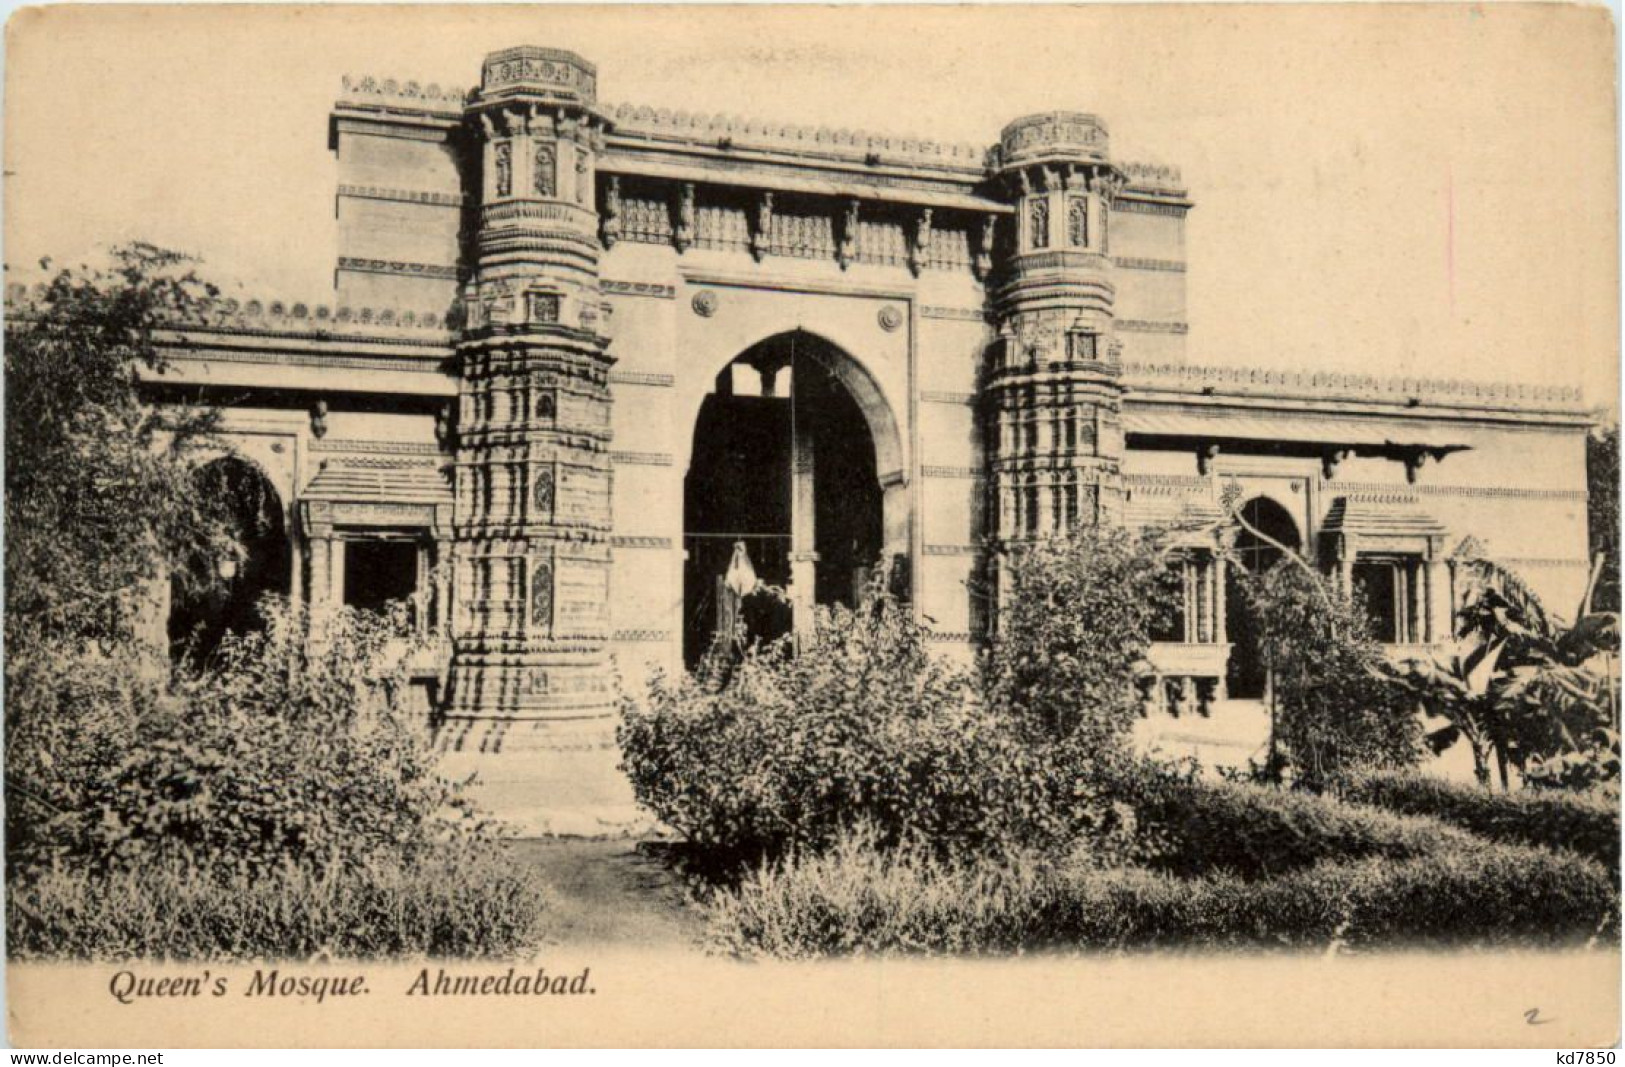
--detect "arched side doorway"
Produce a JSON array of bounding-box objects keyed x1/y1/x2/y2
[
  {"x1": 168, "y1": 456, "x2": 290, "y2": 664},
  {"x1": 1224, "y1": 495, "x2": 1303, "y2": 699},
  {"x1": 682, "y1": 330, "x2": 903, "y2": 665}
]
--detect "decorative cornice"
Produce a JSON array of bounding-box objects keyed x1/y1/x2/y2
[
  {"x1": 1114, "y1": 257, "x2": 1186, "y2": 273},
  {"x1": 479, "y1": 46, "x2": 598, "y2": 103},
  {"x1": 147, "y1": 348, "x2": 453, "y2": 375},
  {"x1": 922, "y1": 465, "x2": 983, "y2": 480},
  {"x1": 608, "y1": 371, "x2": 676, "y2": 388},
  {"x1": 1122, "y1": 362, "x2": 1587, "y2": 412},
  {"x1": 1112, "y1": 199, "x2": 1190, "y2": 217},
  {"x1": 923, "y1": 544, "x2": 978, "y2": 556},
  {"x1": 921, "y1": 305, "x2": 989, "y2": 322},
  {"x1": 610, "y1": 536, "x2": 674, "y2": 550},
  {"x1": 601, "y1": 280, "x2": 677, "y2": 299},
  {"x1": 1332, "y1": 480, "x2": 1588, "y2": 502},
  {"x1": 310, "y1": 439, "x2": 445, "y2": 457},
  {"x1": 337, "y1": 257, "x2": 461, "y2": 281},
  {"x1": 1494, "y1": 557, "x2": 1591, "y2": 571},
  {"x1": 607, "y1": 102, "x2": 985, "y2": 169},
  {"x1": 1333, "y1": 489, "x2": 1427, "y2": 507},
  {"x1": 3, "y1": 286, "x2": 461, "y2": 338},
  {"x1": 612, "y1": 629, "x2": 675, "y2": 643},
  {"x1": 337, "y1": 184, "x2": 465, "y2": 208},
  {"x1": 610, "y1": 450, "x2": 674, "y2": 467},
  {"x1": 1125, "y1": 474, "x2": 1210, "y2": 489},
  {"x1": 1117, "y1": 320, "x2": 1189, "y2": 335},
  {"x1": 926, "y1": 631, "x2": 977, "y2": 643},
  {"x1": 338, "y1": 74, "x2": 469, "y2": 113},
  {"x1": 920, "y1": 390, "x2": 976, "y2": 406},
  {"x1": 996, "y1": 112, "x2": 1110, "y2": 170},
  {"x1": 1119, "y1": 161, "x2": 1186, "y2": 196}
]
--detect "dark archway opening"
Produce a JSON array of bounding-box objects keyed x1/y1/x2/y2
[
  {"x1": 1224, "y1": 495, "x2": 1302, "y2": 699},
  {"x1": 168, "y1": 456, "x2": 289, "y2": 665},
  {"x1": 683, "y1": 332, "x2": 884, "y2": 666}
]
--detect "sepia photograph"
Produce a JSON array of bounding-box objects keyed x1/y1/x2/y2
[{"x1": 2, "y1": 2, "x2": 1620, "y2": 1050}]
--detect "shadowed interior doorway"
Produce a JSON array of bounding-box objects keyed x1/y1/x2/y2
[{"x1": 682, "y1": 331, "x2": 885, "y2": 666}]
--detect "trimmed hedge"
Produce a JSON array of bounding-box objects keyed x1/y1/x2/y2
[
  {"x1": 8, "y1": 845, "x2": 551, "y2": 961},
  {"x1": 706, "y1": 832, "x2": 1619, "y2": 958},
  {"x1": 1122, "y1": 772, "x2": 1478, "y2": 879},
  {"x1": 1338, "y1": 771, "x2": 1620, "y2": 876}
]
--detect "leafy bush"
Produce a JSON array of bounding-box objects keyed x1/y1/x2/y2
[
  {"x1": 1338, "y1": 770, "x2": 1621, "y2": 875},
  {"x1": 4, "y1": 246, "x2": 242, "y2": 873},
  {"x1": 8, "y1": 843, "x2": 549, "y2": 961},
  {"x1": 986, "y1": 526, "x2": 1177, "y2": 748},
  {"x1": 4, "y1": 638, "x2": 165, "y2": 869},
  {"x1": 19, "y1": 599, "x2": 479, "y2": 880},
  {"x1": 706, "y1": 830, "x2": 1618, "y2": 958},
  {"x1": 1120, "y1": 771, "x2": 1474, "y2": 879},
  {"x1": 1244, "y1": 560, "x2": 1423, "y2": 785},
  {"x1": 619, "y1": 592, "x2": 1147, "y2": 866}
]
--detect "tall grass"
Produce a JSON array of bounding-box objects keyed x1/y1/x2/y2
[
  {"x1": 706, "y1": 829, "x2": 1619, "y2": 959},
  {"x1": 9, "y1": 845, "x2": 551, "y2": 961}
]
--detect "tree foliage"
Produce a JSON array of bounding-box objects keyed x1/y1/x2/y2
[
  {"x1": 1406, "y1": 561, "x2": 1621, "y2": 791},
  {"x1": 5, "y1": 244, "x2": 239, "y2": 649},
  {"x1": 985, "y1": 525, "x2": 1178, "y2": 751},
  {"x1": 1243, "y1": 560, "x2": 1423, "y2": 787}
]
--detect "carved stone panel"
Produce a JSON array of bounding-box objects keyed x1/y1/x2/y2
[
  {"x1": 1030, "y1": 196, "x2": 1050, "y2": 250},
  {"x1": 530, "y1": 557, "x2": 554, "y2": 634},
  {"x1": 533, "y1": 143, "x2": 556, "y2": 197},
  {"x1": 532, "y1": 465, "x2": 555, "y2": 520}
]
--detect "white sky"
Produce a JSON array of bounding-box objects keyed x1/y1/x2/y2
[{"x1": 4, "y1": 4, "x2": 1618, "y2": 405}]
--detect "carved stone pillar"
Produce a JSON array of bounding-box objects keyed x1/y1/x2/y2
[
  {"x1": 1335, "y1": 535, "x2": 1358, "y2": 599},
  {"x1": 983, "y1": 113, "x2": 1125, "y2": 611},
  {"x1": 1197, "y1": 556, "x2": 1214, "y2": 644},
  {"x1": 444, "y1": 47, "x2": 617, "y2": 737},
  {"x1": 301, "y1": 500, "x2": 337, "y2": 628},
  {"x1": 791, "y1": 415, "x2": 817, "y2": 635},
  {"x1": 1425, "y1": 556, "x2": 1453, "y2": 644},
  {"x1": 880, "y1": 471, "x2": 910, "y2": 567}
]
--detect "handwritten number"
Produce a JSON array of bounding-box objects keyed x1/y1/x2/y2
[{"x1": 1525, "y1": 1008, "x2": 1553, "y2": 1026}]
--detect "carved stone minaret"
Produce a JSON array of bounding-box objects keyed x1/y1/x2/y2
[
  {"x1": 443, "y1": 47, "x2": 617, "y2": 739},
  {"x1": 984, "y1": 113, "x2": 1127, "y2": 587}
]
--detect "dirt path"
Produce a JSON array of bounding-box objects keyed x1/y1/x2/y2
[{"x1": 511, "y1": 838, "x2": 706, "y2": 950}]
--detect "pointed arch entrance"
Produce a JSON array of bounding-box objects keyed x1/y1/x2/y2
[
  {"x1": 1224, "y1": 495, "x2": 1303, "y2": 698},
  {"x1": 682, "y1": 330, "x2": 906, "y2": 665}
]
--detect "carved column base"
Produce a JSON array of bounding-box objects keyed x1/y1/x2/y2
[{"x1": 442, "y1": 653, "x2": 617, "y2": 724}]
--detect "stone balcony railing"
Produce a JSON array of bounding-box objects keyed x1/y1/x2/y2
[{"x1": 1138, "y1": 641, "x2": 1233, "y2": 718}]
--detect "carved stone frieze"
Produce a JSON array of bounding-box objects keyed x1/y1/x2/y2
[{"x1": 337, "y1": 257, "x2": 460, "y2": 281}]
